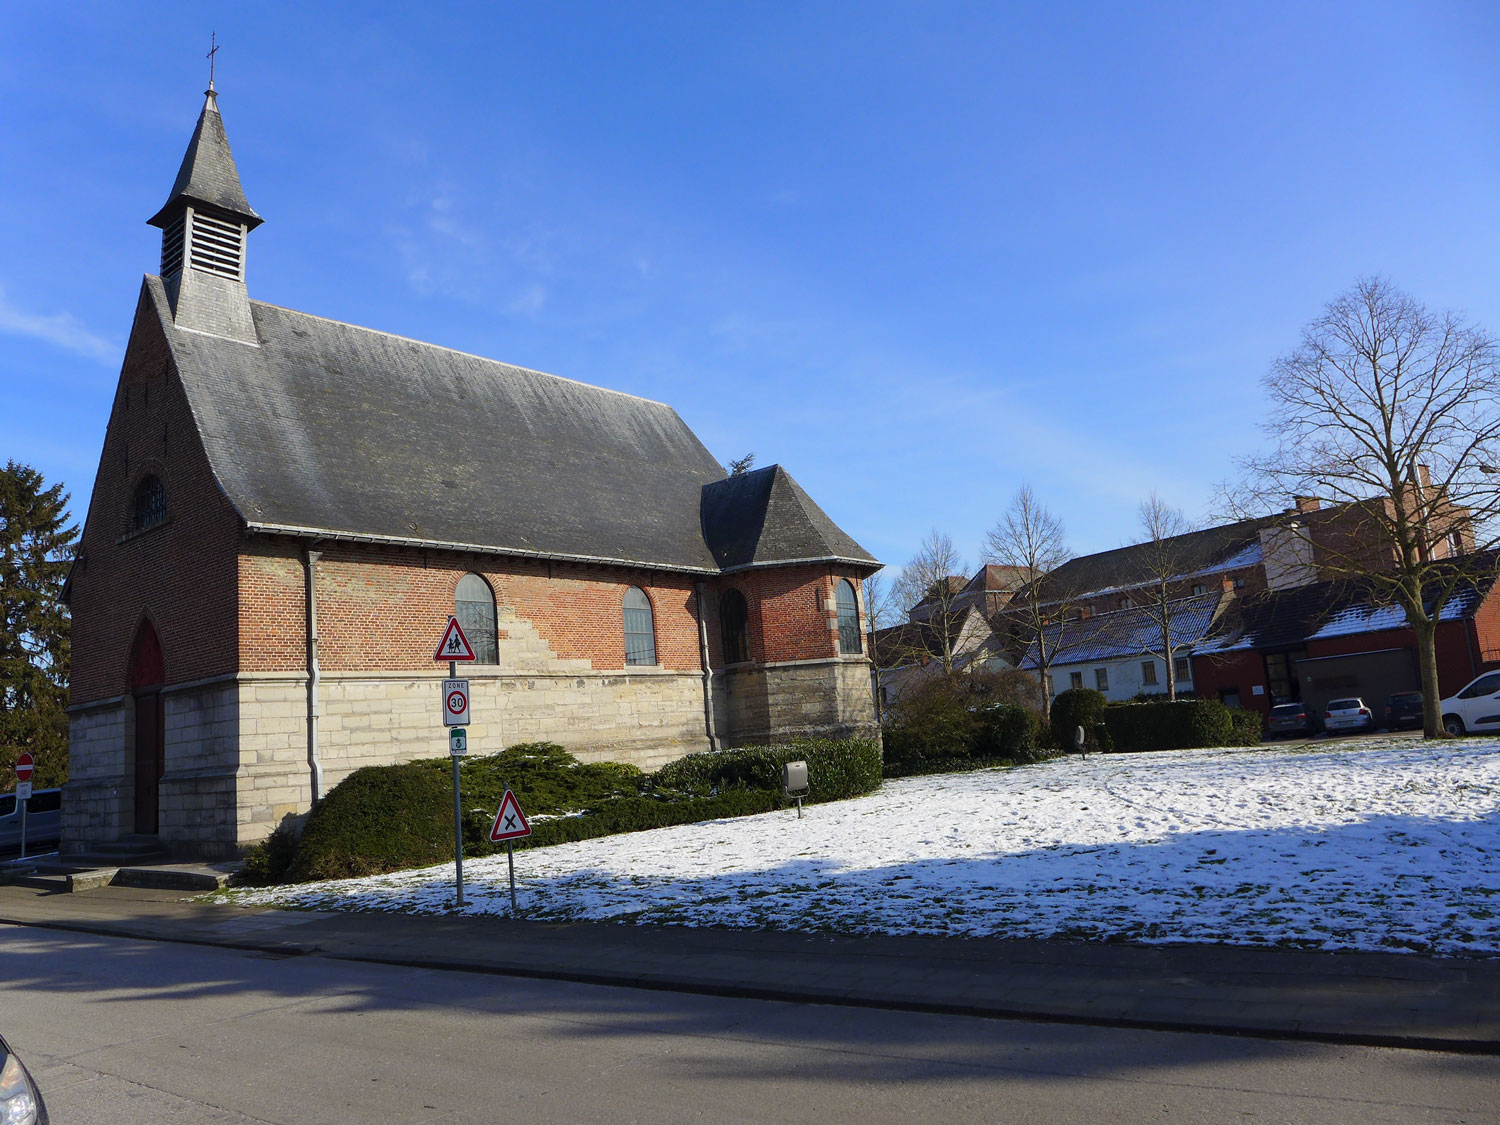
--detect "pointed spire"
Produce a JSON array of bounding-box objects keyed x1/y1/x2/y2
[{"x1": 147, "y1": 87, "x2": 261, "y2": 230}]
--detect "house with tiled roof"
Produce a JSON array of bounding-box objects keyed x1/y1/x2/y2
[
  {"x1": 62, "y1": 86, "x2": 879, "y2": 858},
  {"x1": 1191, "y1": 556, "x2": 1500, "y2": 720}
]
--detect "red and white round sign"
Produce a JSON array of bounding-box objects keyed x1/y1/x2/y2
[
  {"x1": 14, "y1": 752, "x2": 34, "y2": 782},
  {"x1": 447, "y1": 689, "x2": 468, "y2": 716}
]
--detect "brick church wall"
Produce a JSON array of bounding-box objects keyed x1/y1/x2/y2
[{"x1": 67, "y1": 288, "x2": 243, "y2": 704}]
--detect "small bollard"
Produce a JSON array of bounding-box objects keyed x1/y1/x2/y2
[{"x1": 783, "y1": 760, "x2": 809, "y2": 818}]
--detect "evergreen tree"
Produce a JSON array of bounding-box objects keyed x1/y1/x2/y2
[{"x1": 1, "y1": 461, "x2": 77, "y2": 787}]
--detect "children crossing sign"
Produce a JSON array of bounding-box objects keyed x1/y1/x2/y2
[{"x1": 433, "y1": 617, "x2": 477, "y2": 662}]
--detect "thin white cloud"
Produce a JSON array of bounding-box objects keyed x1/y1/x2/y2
[{"x1": 0, "y1": 287, "x2": 118, "y2": 363}]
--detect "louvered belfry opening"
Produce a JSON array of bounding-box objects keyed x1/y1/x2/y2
[
  {"x1": 160, "y1": 213, "x2": 186, "y2": 277},
  {"x1": 186, "y1": 208, "x2": 245, "y2": 280}
]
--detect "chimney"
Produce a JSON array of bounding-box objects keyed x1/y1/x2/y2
[
  {"x1": 1415, "y1": 465, "x2": 1432, "y2": 488},
  {"x1": 1076, "y1": 606, "x2": 1091, "y2": 621},
  {"x1": 1221, "y1": 577, "x2": 1236, "y2": 595},
  {"x1": 1294, "y1": 495, "x2": 1320, "y2": 513}
]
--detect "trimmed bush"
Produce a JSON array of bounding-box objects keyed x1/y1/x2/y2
[
  {"x1": 1228, "y1": 707, "x2": 1264, "y2": 746},
  {"x1": 1050, "y1": 688, "x2": 1108, "y2": 751},
  {"x1": 1101, "y1": 699, "x2": 1258, "y2": 753},
  {"x1": 974, "y1": 704, "x2": 1044, "y2": 764},
  {"x1": 651, "y1": 738, "x2": 882, "y2": 803},
  {"x1": 275, "y1": 738, "x2": 880, "y2": 884},
  {"x1": 882, "y1": 672, "x2": 1051, "y2": 777}
]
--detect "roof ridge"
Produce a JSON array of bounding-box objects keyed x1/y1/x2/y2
[{"x1": 244, "y1": 296, "x2": 677, "y2": 411}]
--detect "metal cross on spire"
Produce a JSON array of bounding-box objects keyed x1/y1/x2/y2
[{"x1": 207, "y1": 32, "x2": 220, "y2": 91}]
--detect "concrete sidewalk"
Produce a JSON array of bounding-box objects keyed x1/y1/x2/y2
[{"x1": 2, "y1": 881, "x2": 1497, "y2": 1053}]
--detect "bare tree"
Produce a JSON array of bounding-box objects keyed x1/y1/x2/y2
[
  {"x1": 862, "y1": 571, "x2": 900, "y2": 724},
  {"x1": 1228, "y1": 278, "x2": 1500, "y2": 737},
  {"x1": 983, "y1": 484, "x2": 1072, "y2": 722},
  {"x1": 1131, "y1": 492, "x2": 1197, "y2": 700},
  {"x1": 725, "y1": 452, "x2": 757, "y2": 475},
  {"x1": 890, "y1": 529, "x2": 970, "y2": 676}
]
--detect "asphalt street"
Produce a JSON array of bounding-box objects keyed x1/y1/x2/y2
[{"x1": 3, "y1": 923, "x2": 1499, "y2": 1123}]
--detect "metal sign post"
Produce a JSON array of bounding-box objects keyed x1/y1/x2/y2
[
  {"x1": 488, "y1": 787, "x2": 532, "y2": 915},
  {"x1": 15, "y1": 754, "x2": 34, "y2": 860},
  {"x1": 434, "y1": 618, "x2": 476, "y2": 908}
]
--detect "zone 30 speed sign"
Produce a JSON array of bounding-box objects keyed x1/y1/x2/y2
[{"x1": 442, "y1": 679, "x2": 470, "y2": 726}]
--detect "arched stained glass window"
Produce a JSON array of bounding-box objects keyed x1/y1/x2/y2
[
  {"x1": 835, "y1": 579, "x2": 861, "y2": 654},
  {"x1": 720, "y1": 588, "x2": 751, "y2": 665},
  {"x1": 455, "y1": 572, "x2": 498, "y2": 664},
  {"x1": 131, "y1": 476, "x2": 167, "y2": 533},
  {"x1": 623, "y1": 587, "x2": 657, "y2": 666}
]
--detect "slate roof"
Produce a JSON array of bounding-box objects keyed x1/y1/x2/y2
[
  {"x1": 1034, "y1": 520, "x2": 1271, "y2": 602},
  {"x1": 148, "y1": 90, "x2": 262, "y2": 229},
  {"x1": 873, "y1": 606, "x2": 984, "y2": 668},
  {"x1": 1018, "y1": 591, "x2": 1226, "y2": 669},
  {"x1": 146, "y1": 279, "x2": 875, "y2": 574},
  {"x1": 1196, "y1": 557, "x2": 1500, "y2": 654},
  {"x1": 700, "y1": 465, "x2": 878, "y2": 571}
]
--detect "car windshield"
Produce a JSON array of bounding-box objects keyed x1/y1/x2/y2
[
  {"x1": 1271, "y1": 705, "x2": 1303, "y2": 715},
  {"x1": 1328, "y1": 699, "x2": 1361, "y2": 710},
  {"x1": 1390, "y1": 692, "x2": 1422, "y2": 703}
]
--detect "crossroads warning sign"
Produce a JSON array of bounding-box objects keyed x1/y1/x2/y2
[
  {"x1": 488, "y1": 789, "x2": 532, "y2": 842},
  {"x1": 433, "y1": 616, "x2": 477, "y2": 662}
]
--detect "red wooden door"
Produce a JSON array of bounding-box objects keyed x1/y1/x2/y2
[{"x1": 133, "y1": 690, "x2": 163, "y2": 834}]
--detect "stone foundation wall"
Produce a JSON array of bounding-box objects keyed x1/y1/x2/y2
[
  {"x1": 717, "y1": 656, "x2": 878, "y2": 747},
  {"x1": 159, "y1": 680, "x2": 242, "y2": 856},
  {"x1": 62, "y1": 698, "x2": 130, "y2": 852},
  {"x1": 231, "y1": 665, "x2": 713, "y2": 847}
]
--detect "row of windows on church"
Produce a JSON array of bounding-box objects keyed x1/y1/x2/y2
[{"x1": 456, "y1": 574, "x2": 863, "y2": 667}]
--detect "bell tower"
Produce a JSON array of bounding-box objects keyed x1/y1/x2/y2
[{"x1": 147, "y1": 80, "x2": 263, "y2": 345}]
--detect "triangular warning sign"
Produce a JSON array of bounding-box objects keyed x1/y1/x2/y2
[
  {"x1": 433, "y1": 616, "x2": 477, "y2": 662},
  {"x1": 489, "y1": 789, "x2": 532, "y2": 842}
]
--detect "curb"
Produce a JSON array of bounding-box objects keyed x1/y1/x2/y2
[{"x1": 2, "y1": 909, "x2": 1496, "y2": 1057}]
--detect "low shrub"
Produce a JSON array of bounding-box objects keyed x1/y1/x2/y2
[
  {"x1": 882, "y1": 673, "x2": 1050, "y2": 777},
  {"x1": 1228, "y1": 707, "x2": 1264, "y2": 746},
  {"x1": 275, "y1": 738, "x2": 880, "y2": 884},
  {"x1": 975, "y1": 704, "x2": 1045, "y2": 764},
  {"x1": 238, "y1": 817, "x2": 303, "y2": 886},
  {"x1": 1050, "y1": 688, "x2": 1109, "y2": 751},
  {"x1": 1101, "y1": 699, "x2": 1258, "y2": 753},
  {"x1": 652, "y1": 738, "x2": 882, "y2": 803}
]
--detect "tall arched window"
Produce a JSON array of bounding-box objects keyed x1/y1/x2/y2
[
  {"x1": 720, "y1": 588, "x2": 751, "y2": 665},
  {"x1": 835, "y1": 579, "x2": 861, "y2": 654},
  {"x1": 455, "y1": 572, "x2": 498, "y2": 664},
  {"x1": 623, "y1": 587, "x2": 657, "y2": 666},
  {"x1": 131, "y1": 475, "x2": 167, "y2": 533}
]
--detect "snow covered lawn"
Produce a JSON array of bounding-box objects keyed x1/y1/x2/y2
[{"x1": 226, "y1": 737, "x2": 1500, "y2": 955}]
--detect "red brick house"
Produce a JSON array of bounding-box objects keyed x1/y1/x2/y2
[
  {"x1": 1191, "y1": 560, "x2": 1500, "y2": 719},
  {"x1": 63, "y1": 87, "x2": 879, "y2": 858}
]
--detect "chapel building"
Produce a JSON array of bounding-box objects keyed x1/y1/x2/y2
[{"x1": 63, "y1": 86, "x2": 880, "y2": 858}]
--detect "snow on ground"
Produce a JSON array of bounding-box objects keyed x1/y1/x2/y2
[{"x1": 227, "y1": 737, "x2": 1500, "y2": 955}]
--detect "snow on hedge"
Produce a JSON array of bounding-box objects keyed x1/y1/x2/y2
[{"x1": 230, "y1": 737, "x2": 1500, "y2": 955}]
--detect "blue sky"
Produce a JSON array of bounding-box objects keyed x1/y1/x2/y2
[{"x1": 3, "y1": 2, "x2": 1499, "y2": 576}]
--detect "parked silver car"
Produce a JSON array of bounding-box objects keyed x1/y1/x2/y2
[
  {"x1": 0, "y1": 789, "x2": 61, "y2": 855},
  {"x1": 0, "y1": 1034, "x2": 48, "y2": 1124},
  {"x1": 1322, "y1": 698, "x2": 1376, "y2": 734}
]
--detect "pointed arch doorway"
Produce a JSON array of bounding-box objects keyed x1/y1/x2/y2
[{"x1": 128, "y1": 621, "x2": 166, "y2": 835}]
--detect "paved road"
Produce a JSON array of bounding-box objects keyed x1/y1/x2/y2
[{"x1": 4, "y1": 924, "x2": 1499, "y2": 1124}]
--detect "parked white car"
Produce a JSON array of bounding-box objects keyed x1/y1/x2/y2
[
  {"x1": 1322, "y1": 698, "x2": 1376, "y2": 734},
  {"x1": 1438, "y1": 671, "x2": 1500, "y2": 735}
]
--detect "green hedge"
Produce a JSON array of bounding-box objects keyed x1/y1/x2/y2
[
  {"x1": 1101, "y1": 699, "x2": 1265, "y2": 753},
  {"x1": 255, "y1": 738, "x2": 881, "y2": 885},
  {"x1": 1050, "y1": 688, "x2": 1109, "y2": 752},
  {"x1": 1228, "y1": 706, "x2": 1264, "y2": 745},
  {"x1": 881, "y1": 671, "x2": 1050, "y2": 777}
]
